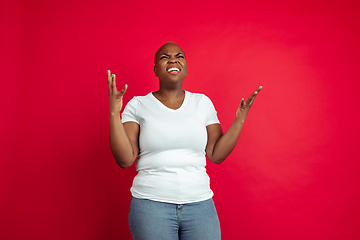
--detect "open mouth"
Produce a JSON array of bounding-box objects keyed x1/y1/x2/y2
[{"x1": 167, "y1": 67, "x2": 181, "y2": 73}]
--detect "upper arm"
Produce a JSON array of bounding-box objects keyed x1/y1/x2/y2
[
  {"x1": 205, "y1": 123, "x2": 223, "y2": 162},
  {"x1": 123, "y1": 121, "x2": 140, "y2": 160}
]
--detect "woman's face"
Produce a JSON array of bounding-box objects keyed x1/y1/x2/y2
[{"x1": 154, "y1": 43, "x2": 188, "y2": 84}]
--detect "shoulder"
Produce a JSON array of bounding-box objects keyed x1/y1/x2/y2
[
  {"x1": 186, "y1": 91, "x2": 212, "y2": 100},
  {"x1": 126, "y1": 92, "x2": 153, "y2": 105},
  {"x1": 186, "y1": 91, "x2": 214, "y2": 105},
  {"x1": 122, "y1": 93, "x2": 154, "y2": 120}
]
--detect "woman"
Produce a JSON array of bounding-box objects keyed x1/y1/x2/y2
[{"x1": 107, "y1": 42, "x2": 262, "y2": 240}]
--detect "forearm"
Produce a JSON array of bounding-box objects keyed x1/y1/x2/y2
[
  {"x1": 210, "y1": 118, "x2": 244, "y2": 164},
  {"x1": 109, "y1": 113, "x2": 136, "y2": 168}
]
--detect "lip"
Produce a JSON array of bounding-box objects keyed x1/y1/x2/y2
[{"x1": 166, "y1": 65, "x2": 181, "y2": 72}]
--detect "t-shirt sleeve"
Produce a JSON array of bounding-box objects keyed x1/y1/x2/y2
[
  {"x1": 204, "y1": 95, "x2": 220, "y2": 126},
  {"x1": 121, "y1": 97, "x2": 140, "y2": 124}
]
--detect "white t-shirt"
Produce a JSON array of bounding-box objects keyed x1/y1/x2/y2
[{"x1": 121, "y1": 91, "x2": 220, "y2": 204}]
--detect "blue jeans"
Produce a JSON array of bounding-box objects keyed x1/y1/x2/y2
[{"x1": 128, "y1": 197, "x2": 221, "y2": 240}]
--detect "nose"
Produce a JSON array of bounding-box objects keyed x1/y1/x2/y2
[{"x1": 168, "y1": 55, "x2": 178, "y2": 63}]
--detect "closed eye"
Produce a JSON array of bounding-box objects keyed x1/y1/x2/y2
[
  {"x1": 176, "y1": 53, "x2": 184, "y2": 58},
  {"x1": 159, "y1": 53, "x2": 185, "y2": 60}
]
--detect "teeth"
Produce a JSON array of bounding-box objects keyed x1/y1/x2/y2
[{"x1": 167, "y1": 67, "x2": 180, "y2": 72}]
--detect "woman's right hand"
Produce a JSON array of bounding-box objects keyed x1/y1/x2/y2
[{"x1": 107, "y1": 70, "x2": 128, "y2": 115}]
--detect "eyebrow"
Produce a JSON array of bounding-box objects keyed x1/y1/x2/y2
[{"x1": 160, "y1": 53, "x2": 184, "y2": 56}]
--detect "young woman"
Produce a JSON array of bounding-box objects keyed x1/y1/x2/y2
[{"x1": 107, "y1": 42, "x2": 262, "y2": 240}]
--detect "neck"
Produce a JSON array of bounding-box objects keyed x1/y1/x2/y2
[
  {"x1": 154, "y1": 87, "x2": 184, "y2": 99},
  {"x1": 152, "y1": 88, "x2": 185, "y2": 110}
]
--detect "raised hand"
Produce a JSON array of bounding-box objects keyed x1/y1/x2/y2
[
  {"x1": 107, "y1": 70, "x2": 128, "y2": 115},
  {"x1": 236, "y1": 86, "x2": 262, "y2": 123}
]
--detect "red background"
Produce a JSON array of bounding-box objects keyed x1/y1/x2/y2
[{"x1": 1, "y1": 0, "x2": 359, "y2": 239}]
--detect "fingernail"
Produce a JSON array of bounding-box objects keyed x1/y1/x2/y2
[
  {"x1": 125, "y1": 84, "x2": 128, "y2": 88},
  {"x1": 112, "y1": 74, "x2": 115, "y2": 77},
  {"x1": 242, "y1": 98, "x2": 244, "y2": 101},
  {"x1": 107, "y1": 70, "x2": 110, "y2": 73},
  {"x1": 255, "y1": 92, "x2": 258, "y2": 95},
  {"x1": 259, "y1": 86, "x2": 263, "y2": 90}
]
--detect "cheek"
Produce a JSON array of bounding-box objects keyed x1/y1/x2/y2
[
  {"x1": 183, "y1": 63, "x2": 188, "y2": 73},
  {"x1": 155, "y1": 64, "x2": 164, "y2": 73}
]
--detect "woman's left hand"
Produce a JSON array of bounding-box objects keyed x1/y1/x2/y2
[{"x1": 236, "y1": 86, "x2": 262, "y2": 123}]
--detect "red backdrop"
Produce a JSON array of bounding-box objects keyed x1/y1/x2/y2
[{"x1": 1, "y1": 0, "x2": 359, "y2": 239}]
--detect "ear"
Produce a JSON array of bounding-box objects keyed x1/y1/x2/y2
[{"x1": 154, "y1": 66, "x2": 157, "y2": 77}]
